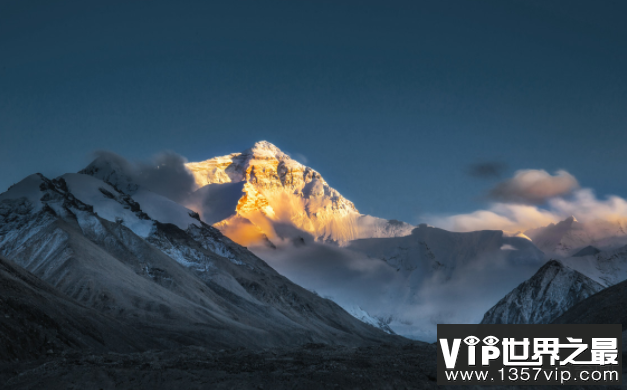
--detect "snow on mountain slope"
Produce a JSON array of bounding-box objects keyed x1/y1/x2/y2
[
  {"x1": 0, "y1": 173, "x2": 396, "y2": 349},
  {"x1": 60, "y1": 173, "x2": 156, "y2": 237},
  {"x1": 481, "y1": 260, "x2": 604, "y2": 324},
  {"x1": 132, "y1": 187, "x2": 203, "y2": 229},
  {"x1": 525, "y1": 216, "x2": 627, "y2": 257},
  {"x1": 0, "y1": 175, "x2": 238, "y2": 322},
  {"x1": 62, "y1": 173, "x2": 201, "y2": 233},
  {"x1": 349, "y1": 224, "x2": 544, "y2": 277},
  {"x1": 185, "y1": 141, "x2": 414, "y2": 246},
  {"x1": 77, "y1": 157, "x2": 206, "y2": 233},
  {"x1": 522, "y1": 215, "x2": 627, "y2": 288},
  {"x1": 561, "y1": 244, "x2": 627, "y2": 287},
  {"x1": 344, "y1": 306, "x2": 395, "y2": 335}
]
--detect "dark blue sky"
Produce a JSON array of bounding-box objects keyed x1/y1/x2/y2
[{"x1": 1, "y1": 0, "x2": 626, "y2": 223}]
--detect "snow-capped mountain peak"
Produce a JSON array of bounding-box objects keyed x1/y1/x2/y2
[
  {"x1": 244, "y1": 140, "x2": 286, "y2": 158},
  {"x1": 185, "y1": 141, "x2": 414, "y2": 246},
  {"x1": 481, "y1": 260, "x2": 604, "y2": 324}
]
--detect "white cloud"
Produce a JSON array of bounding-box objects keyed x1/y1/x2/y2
[
  {"x1": 488, "y1": 169, "x2": 579, "y2": 204},
  {"x1": 427, "y1": 203, "x2": 559, "y2": 233},
  {"x1": 426, "y1": 169, "x2": 627, "y2": 234}
]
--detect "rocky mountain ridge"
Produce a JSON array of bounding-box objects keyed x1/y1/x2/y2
[{"x1": 0, "y1": 171, "x2": 395, "y2": 353}]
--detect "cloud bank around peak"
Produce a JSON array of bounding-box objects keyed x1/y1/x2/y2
[{"x1": 426, "y1": 169, "x2": 627, "y2": 233}]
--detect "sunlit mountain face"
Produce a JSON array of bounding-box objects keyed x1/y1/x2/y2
[{"x1": 184, "y1": 141, "x2": 415, "y2": 247}]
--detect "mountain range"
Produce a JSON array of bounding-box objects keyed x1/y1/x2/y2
[{"x1": 2, "y1": 140, "x2": 627, "y2": 347}]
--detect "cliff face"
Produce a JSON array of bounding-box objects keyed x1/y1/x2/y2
[{"x1": 186, "y1": 141, "x2": 414, "y2": 246}]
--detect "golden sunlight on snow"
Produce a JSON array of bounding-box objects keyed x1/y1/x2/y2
[{"x1": 185, "y1": 141, "x2": 414, "y2": 246}]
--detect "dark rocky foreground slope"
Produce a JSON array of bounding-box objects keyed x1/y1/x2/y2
[
  {"x1": 552, "y1": 276, "x2": 627, "y2": 328},
  {"x1": 0, "y1": 343, "x2": 437, "y2": 390},
  {"x1": 0, "y1": 255, "x2": 157, "y2": 361},
  {"x1": 2, "y1": 343, "x2": 625, "y2": 390}
]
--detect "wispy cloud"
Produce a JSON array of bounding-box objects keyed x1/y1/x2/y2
[{"x1": 290, "y1": 152, "x2": 308, "y2": 165}]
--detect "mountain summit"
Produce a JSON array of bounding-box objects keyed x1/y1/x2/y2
[
  {"x1": 185, "y1": 141, "x2": 414, "y2": 246},
  {"x1": 481, "y1": 260, "x2": 604, "y2": 324}
]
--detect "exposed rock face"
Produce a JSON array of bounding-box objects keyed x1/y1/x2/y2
[
  {"x1": 481, "y1": 260, "x2": 604, "y2": 324},
  {"x1": 185, "y1": 141, "x2": 414, "y2": 245},
  {"x1": 0, "y1": 172, "x2": 395, "y2": 351}
]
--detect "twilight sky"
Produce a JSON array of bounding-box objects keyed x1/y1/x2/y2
[{"x1": 1, "y1": 0, "x2": 626, "y2": 224}]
